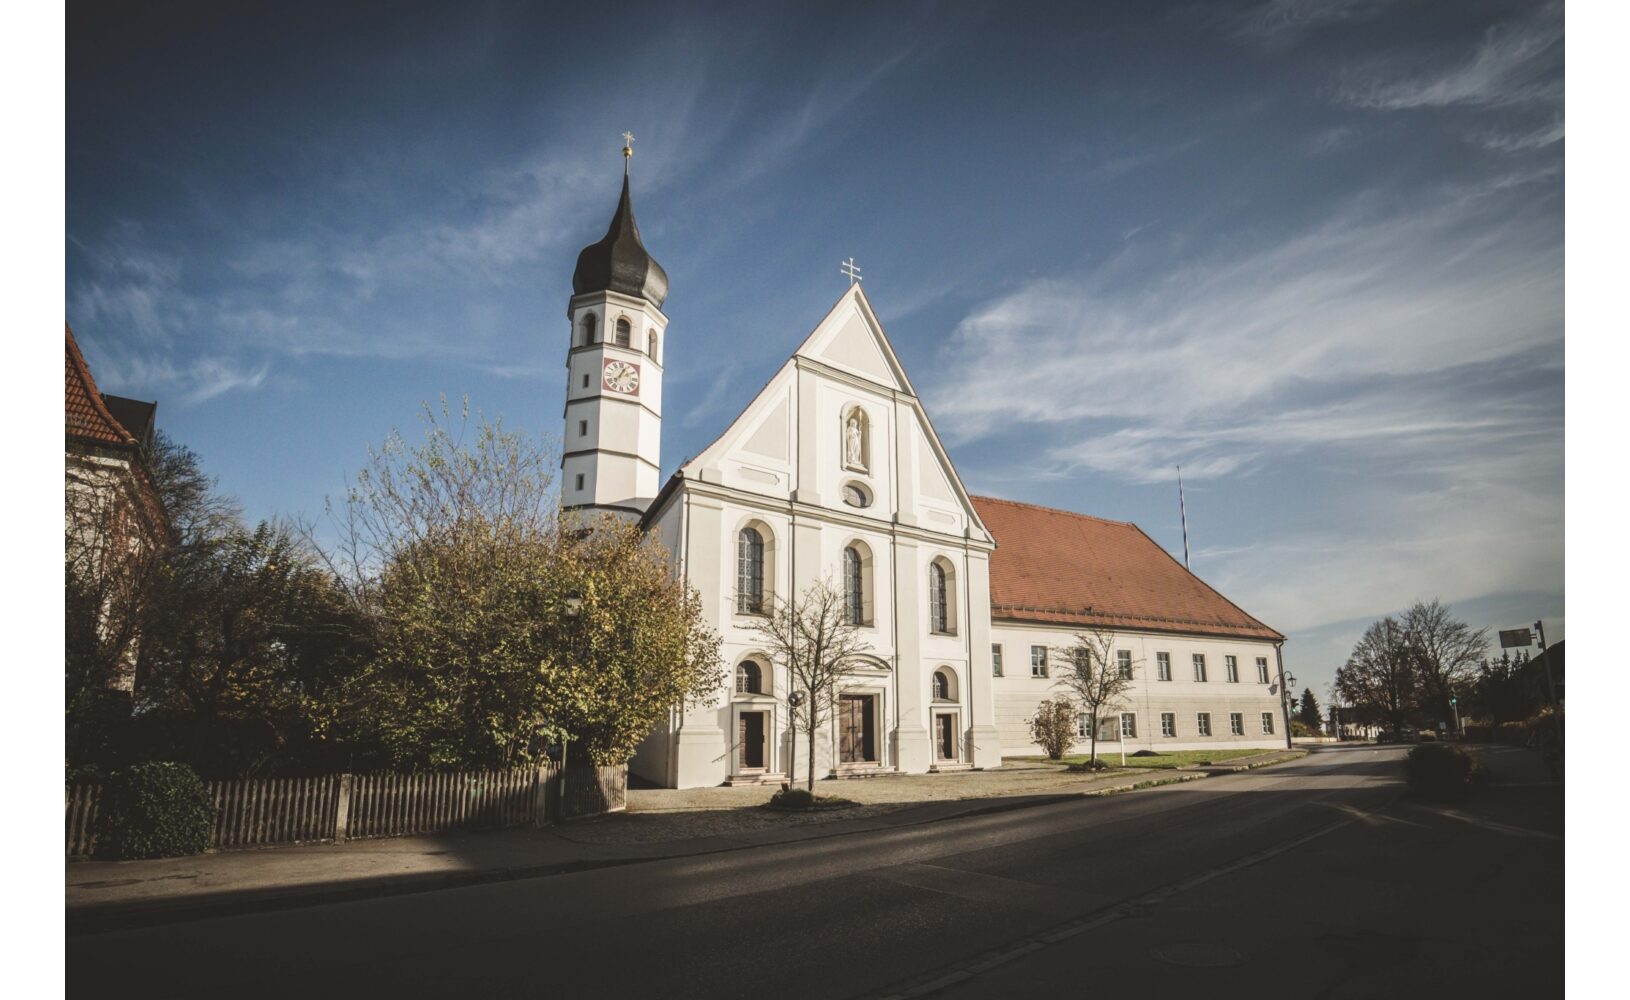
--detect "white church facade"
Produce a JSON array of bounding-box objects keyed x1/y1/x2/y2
[{"x1": 561, "y1": 164, "x2": 1287, "y2": 789}]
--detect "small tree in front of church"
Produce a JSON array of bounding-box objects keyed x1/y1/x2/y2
[
  {"x1": 749, "y1": 579, "x2": 872, "y2": 792},
  {"x1": 1030, "y1": 698, "x2": 1077, "y2": 760},
  {"x1": 1053, "y1": 627, "x2": 1137, "y2": 767}
]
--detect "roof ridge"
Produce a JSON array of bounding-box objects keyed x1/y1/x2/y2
[
  {"x1": 969, "y1": 494, "x2": 1134, "y2": 527},
  {"x1": 1123, "y1": 520, "x2": 1282, "y2": 639}
]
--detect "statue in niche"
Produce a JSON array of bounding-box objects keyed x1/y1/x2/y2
[{"x1": 844, "y1": 411, "x2": 866, "y2": 471}]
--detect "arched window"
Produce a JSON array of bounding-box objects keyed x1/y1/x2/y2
[
  {"x1": 929, "y1": 562, "x2": 950, "y2": 634},
  {"x1": 647, "y1": 330, "x2": 659, "y2": 358},
  {"x1": 844, "y1": 545, "x2": 864, "y2": 625},
  {"x1": 736, "y1": 660, "x2": 762, "y2": 695},
  {"x1": 615, "y1": 317, "x2": 632, "y2": 347},
  {"x1": 580, "y1": 314, "x2": 597, "y2": 346},
  {"x1": 933, "y1": 670, "x2": 950, "y2": 701},
  {"x1": 737, "y1": 528, "x2": 765, "y2": 614}
]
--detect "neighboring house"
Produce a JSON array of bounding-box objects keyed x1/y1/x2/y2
[
  {"x1": 65, "y1": 324, "x2": 164, "y2": 693},
  {"x1": 976, "y1": 497, "x2": 1287, "y2": 756},
  {"x1": 559, "y1": 171, "x2": 1286, "y2": 787}
]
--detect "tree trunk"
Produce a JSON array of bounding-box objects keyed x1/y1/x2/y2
[
  {"x1": 1089, "y1": 716, "x2": 1098, "y2": 765},
  {"x1": 807, "y1": 711, "x2": 817, "y2": 792}
]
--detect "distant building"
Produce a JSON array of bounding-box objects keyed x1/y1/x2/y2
[
  {"x1": 65, "y1": 324, "x2": 164, "y2": 692},
  {"x1": 557, "y1": 169, "x2": 1287, "y2": 787}
]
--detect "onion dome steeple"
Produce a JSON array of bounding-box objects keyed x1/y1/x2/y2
[{"x1": 571, "y1": 167, "x2": 669, "y2": 309}]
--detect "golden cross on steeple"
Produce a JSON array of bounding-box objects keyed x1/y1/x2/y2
[{"x1": 622, "y1": 131, "x2": 635, "y2": 174}]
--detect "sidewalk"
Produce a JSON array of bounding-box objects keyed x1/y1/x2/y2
[{"x1": 66, "y1": 751, "x2": 1305, "y2": 933}]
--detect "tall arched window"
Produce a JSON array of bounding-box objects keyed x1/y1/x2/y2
[
  {"x1": 580, "y1": 314, "x2": 597, "y2": 346},
  {"x1": 844, "y1": 545, "x2": 864, "y2": 625},
  {"x1": 736, "y1": 660, "x2": 762, "y2": 695},
  {"x1": 615, "y1": 317, "x2": 632, "y2": 347},
  {"x1": 648, "y1": 330, "x2": 659, "y2": 359},
  {"x1": 737, "y1": 528, "x2": 765, "y2": 614},
  {"x1": 933, "y1": 670, "x2": 950, "y2": 701},
  {"x1": 929, "y1": 562, "x2": 950, "y2": 634}
]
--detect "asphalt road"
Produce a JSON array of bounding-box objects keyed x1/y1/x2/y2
[{"x1": 66, "y1": 745, "x2": 1562, "y2": 999}]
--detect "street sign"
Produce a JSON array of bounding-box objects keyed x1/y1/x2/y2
[{"x1": 1499, "y1": 628, "x2": 1534, "y2": 649}]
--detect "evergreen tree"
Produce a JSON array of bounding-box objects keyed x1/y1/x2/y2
[{"x1": 1297, "y1": 688, "x2": 1323, "y2": 734}]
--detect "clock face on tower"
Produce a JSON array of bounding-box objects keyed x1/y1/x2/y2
[{"x1": 602, "y1": 359, "x2": 641, "y2": 395}]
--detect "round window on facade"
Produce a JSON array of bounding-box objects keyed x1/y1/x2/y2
[{"x1": 842, "y1": 482, "x2": 872, "y2": 508}]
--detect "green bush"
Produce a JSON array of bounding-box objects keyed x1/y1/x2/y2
[
  {"x1": 100, "y1": 762, "x2": 215, "y2": 859},
  {"x1": 1404, "y1": 743, "x2": 1487, "y2": 800}
]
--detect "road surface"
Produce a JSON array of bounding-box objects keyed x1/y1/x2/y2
[{"x1": 67, "y1": 745, "x2": 1562, "y2": 998}]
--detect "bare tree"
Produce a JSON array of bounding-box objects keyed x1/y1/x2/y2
[
  {"x1": 1053, "y1": 628, "x2": 1137, "y2": 765},
  {"x1": 1403, "y1": 599, "x2": 1487, "y2": 728},
  {"x1": 1335, "y1": 616, "x2": 1418, "y2": 731},
  {"x1": 748, "y1": 579, "x2": 872, "y2": 791}
]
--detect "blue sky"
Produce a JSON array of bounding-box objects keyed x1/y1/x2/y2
[{"x1": 66, "y1": 0, "x2": 1564, "y2": 700}]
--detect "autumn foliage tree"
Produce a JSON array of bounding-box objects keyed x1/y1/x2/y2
[{"x1": 1029, "y1": 698, "x2": 1077, "y2": 760}]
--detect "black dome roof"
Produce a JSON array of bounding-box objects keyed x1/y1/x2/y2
[{"x1": 571, "y1": 175, "x2": 668, "y2": 308}]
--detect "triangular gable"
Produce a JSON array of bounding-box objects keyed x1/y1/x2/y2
[
  {"x1": 683, "y1": 361, "x2": 797, "y2": 476},
  {"x1": 791, "y1": 285, "x2": 914, "y2": 394}
]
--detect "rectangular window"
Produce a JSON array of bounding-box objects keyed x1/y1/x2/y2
[
  {"x1": 1197, "y1": 712, "x2": 1212, "y2": 737},
  {"x1": 1262, "y1": 712, "x2": 1275, "y2": 735},
  {"x1": 1193, "y1": 653, "x2": 1208, "y2": 682},
  {"x1": 1076, "y1": 714, "x2": 1090, "y2": 739},
  {"x1": 1116, "y1": 649, "x2": 1133, "y2": 680},
  {"x1": 1156, "y1": 652, "x2": 1171, "y2": 681},
  {"x1": 574, "y1": 473, "x2": 584, "y2": 491},
  {"x1": 578, "y1": 419, "x2": 588, "y2": 437},
  {"x1": 1031, "y1": 646, "x2": 1048, "y2": 678},
  {"x1": 581, "y1": 373, "x2": 590, "y2": 388},
  {"x1": 1073, "y1": 648, "x2": 1090, "y2": 675},
  {"x1": 1226, "y1": 655, "x2": 1239, "y2": 683},
  {"x1": 1120, "y1": 713, "x2": 1137, "y2": 739},
  {"x1": 992, "y1": 644, "x2": 1004, "y2": 677},
  {"x1": 1230, "y1": 712, "x2": 1244, "y2": 736},
  {"x1": 1257, "y1": 657, "x2": 1270, "y2": 684},
  {"x1": 1161, "y1": 712, "x2": 1176, "y2": 737}
]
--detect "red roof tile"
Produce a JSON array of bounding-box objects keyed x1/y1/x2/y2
[
  {"x1": 971, "y1": 495, "x2": 1282, "y2": 641},
  {"x1": 65, "y1": 324, "x2": 137, "y2": 448}
]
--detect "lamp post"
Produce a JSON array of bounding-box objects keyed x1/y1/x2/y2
[
  {"x1": 787, "y1": 689, "x2": 806, "y2": 789},
  {"x1": 1275, "y1": 641, "x2": 1295, "y2": 750}
]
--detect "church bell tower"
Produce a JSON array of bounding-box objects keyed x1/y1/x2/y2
[{"x1": 562, "y1": 136, "x2": 668, "y2": 518}]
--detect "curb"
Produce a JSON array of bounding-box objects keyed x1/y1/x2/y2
[{"x1": 67, "y1": 752, "x2": 1309, "y2": 934}]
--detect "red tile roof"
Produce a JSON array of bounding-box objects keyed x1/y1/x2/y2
[
  {"x1": 65, "y1": 324, "x2": 137, "y2": 448},
  {"x1": 971, "y1": 495, "x2": 1283, "y2": 641}
]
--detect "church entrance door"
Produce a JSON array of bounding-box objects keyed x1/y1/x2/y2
[
  {"x1": 838, "y1": 694, "x2": 876, "y2": 763},
  {"x1": 739, "y1": 712, "x2": 766, "y2": 771},
  {"x1": 936, "y1": 714, "x2": 957, "y2": 761}
]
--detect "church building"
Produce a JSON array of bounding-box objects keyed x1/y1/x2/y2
[{"x1": 561, "y1": 157, "x2": 1286, "y2": 789}]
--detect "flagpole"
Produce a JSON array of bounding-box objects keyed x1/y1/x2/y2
[{"x1": 1178, "y1": 466, "x2": 1190, "y2": 570}]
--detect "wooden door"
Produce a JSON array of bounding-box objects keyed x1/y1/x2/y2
[
  {"x1": 839, "y1": 695, "x2": 876, "y2": 763},
  {"x1": 937, "y1": 714, "x2": 956, "y2": 760},
  {"x1": 739, "y1": 712, "x2": 765, "y2": 770}
]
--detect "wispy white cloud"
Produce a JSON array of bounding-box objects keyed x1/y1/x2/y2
[
  {"x1": 1334, "y1": 1, "x2": 1562, "y2": 110},
  {"x1": 1471, "y1": 117, "x2": 1565, "y2": 153},
  {"x1": 1228, "y1": 0, "x2": 1401, "y2": 44}
]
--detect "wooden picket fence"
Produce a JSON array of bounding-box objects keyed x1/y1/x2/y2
[{"x1": 65, "y1": 763, "x2": 564, "y2": 857}]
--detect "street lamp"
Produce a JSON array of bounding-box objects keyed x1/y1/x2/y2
[{"x1": 1274, "y1": 643, "x2": 1295, "y2": 751}]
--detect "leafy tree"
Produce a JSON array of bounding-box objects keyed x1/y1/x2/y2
[
  {"x1": 1335, "y1": 616, "x2": 1418, "y2": 731},
  {"x1": 749, "y1": 579, "x2": 873, "y2": 791},
  {"x1": 1402, "y1": 600, "x2": 1486, "y2": 728},
  {"x1": 319, "y1": 399, "x2": 564, "y2": 769},
  {"x1": 1052, "y1": 628, "x2": 1137, "y2": 766},
  {"x1": 134, "y1": 521, "x2": 368, "y2": 776},
  {"x1": 1297, "y1": 688, "x2": 1323, "y2": 734},
  {"x1": 544, "y1": 515, "x2": 723, "y2": 766},
  {"x1": 1029, "y1": 697, "x2": 1077, "y2": 760}
]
